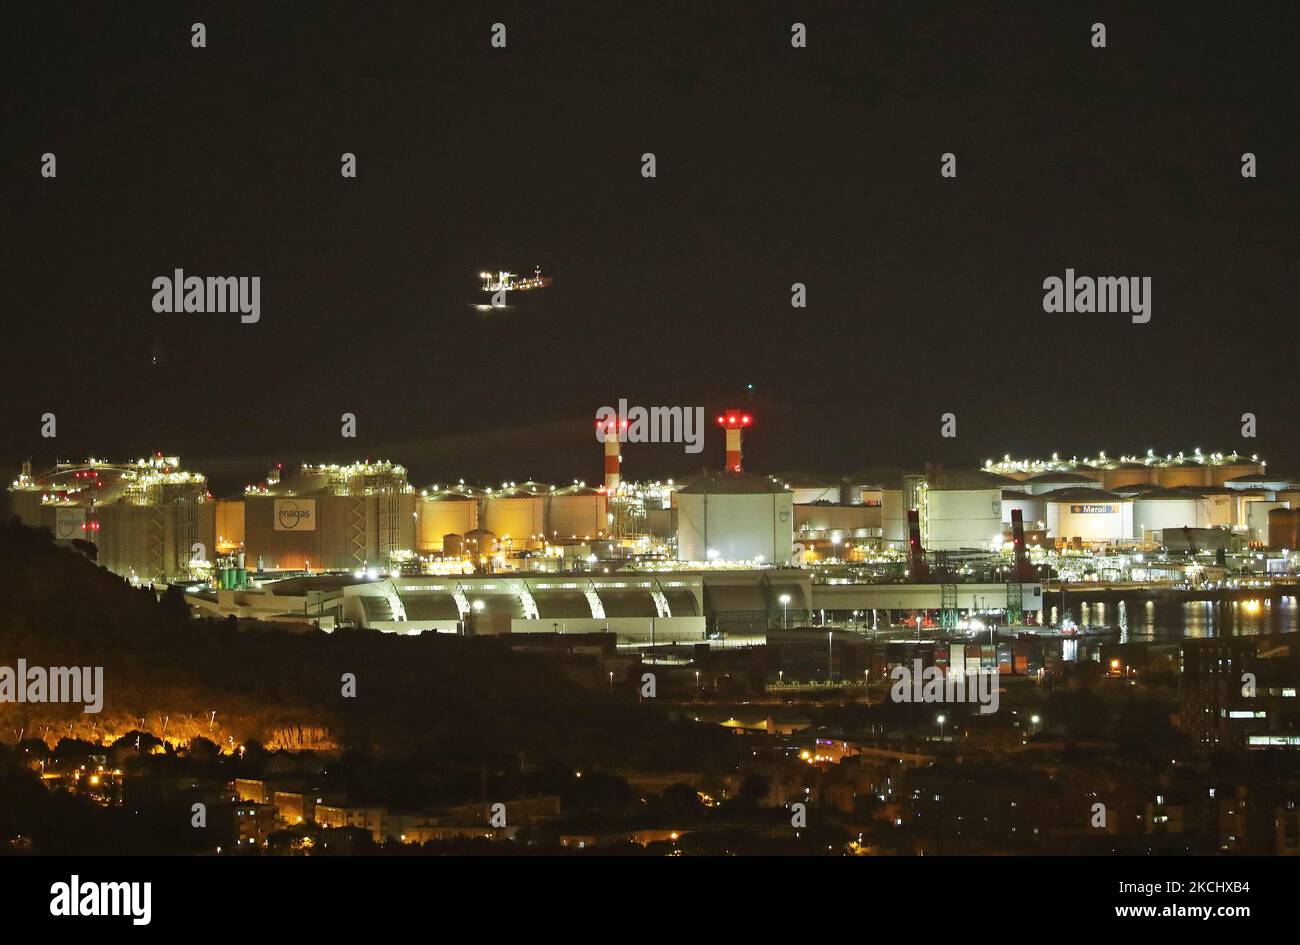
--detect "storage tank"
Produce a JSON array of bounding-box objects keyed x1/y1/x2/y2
[
  {"x1": 1042, "y1": 487, "x2": 1133, "y2": 544},
  {"x1": 1101, "y1": 462, "x2": 1157, "y2": 490},
  {"x1": 416, "y1": 490, "x2": 479, "y2": 552},
  {"x1": 1156, "y1": 461, "x2": 1210, "y2": 488},
  {"x1": 1000, "y1": 490, "x2": 1047, "y2": 530},
  {"x1": 215, "y1": 499, "x2": 245, "y2": 551},
  {"x1": 1210, "y1": 455, "x2": 1265, "y2": 486},
  {"x1": 483, "y1": 486, "x2": 548, "y2": 547},
  {"x1": 925, "y1": 487, "x2": 1004, "y2": 550},
  {"x1": 775, "y1": 472, "x2": 841, "y2": 505},
  {"x1": 1268, "y1": 508, "x2": 1300, "y2": 551},
  {"x1": 1022, "y1": 471, "x2": 1102, "y2": 495},
  {"x1": 675, "y1": 472, "x2": 794, "y2": 564},
  {"x1": 1132, "y1": 488, "x2": 1207, "y2": 539},
  {"x1": 547, "y1": 484, "x2": 608, "y2": 540},
  {"x1": 463, "y1": 528, "x2": 497, "y2": 559},
  {"x1": 241, "y1": 461, "x2": 416, "y2": 571}
]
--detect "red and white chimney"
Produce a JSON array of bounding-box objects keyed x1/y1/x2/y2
[
  {"x1": 597, "y1": 416, "x2": 625, "y2": 491},
  {"x1": 716, "y1": 410, "x2": 752, "y2": 473}
]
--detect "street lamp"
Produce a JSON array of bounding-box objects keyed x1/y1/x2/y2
[
  {"x1": 937, "y1": 714, "x2": 946, "y2": 742},
  {"x1": 779, "y1": 593, "x2": 792, "y2": 629}
]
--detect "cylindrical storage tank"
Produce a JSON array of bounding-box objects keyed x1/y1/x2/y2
[
  {"x1": 1022, "y1": 472, "x2": 1100, "y2": 495},
  {"x1": 483, "y1": 490, "x2": 547, "y2": 546},
  {"x1": 1132, "y1": 490, "x2": 1207, "y2": 539},
  {"x1": 1000, "y1": 491, "x2": 1047, "y2": 530},
  {"x1": 416, "y1": 492, "x2": 479, "y2": 552},
  {"x1": 547, "y1": 485, "x2": 608, "y2": 540},
  {"x1": 1268, "y1": 508, "x2": 1300, "y2": 551},
  {"x1": 463, "y1": 529, "x2": 496, "y2": 558},
  {"x1": 1101, "y1": 463, "x2": 1157, "y2": 490},
  {"x1": 1042, "y1": 488, "x2": 1133, "y2": 544},
  {"x1": 443, "y1": 533, "x2": 465, "y2": 557},
  {"x1": 675, "y1": 473, "x2": 794, "y2": 564},
  {"x1": 1211, "y1": 460, "x2": 1265, "y2": 486},
  {"x1": 215, "y1": 499, "x2": 246, "y2": 551},
  {"x1": 1157, "y1": 463, "x2": 1210, "y2": 488}
]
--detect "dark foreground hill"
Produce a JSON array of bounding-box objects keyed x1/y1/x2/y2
[{"x1": 0, "y1": 518, "x2": 736, "y2": 779}]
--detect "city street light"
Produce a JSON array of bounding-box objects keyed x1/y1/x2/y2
[
  {"x1": 937, "y1": 714, "x2": 946, "y2": 742},
  {"x1": 779, "y1": 593, "x2": 792, "y2": 629}
]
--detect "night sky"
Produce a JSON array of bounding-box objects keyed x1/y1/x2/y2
[{"x1": 4, "y1": 2, "x2": 1295, "y2": 494}]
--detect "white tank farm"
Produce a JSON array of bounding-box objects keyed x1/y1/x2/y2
[
  {"x1": 547, "y1": 485, "x2": 608, "y2": 540},
  {"x1": 416, "y1": 491, "x2": 479, "y2": 552},
  {"x1": 676, "y1": 472, "x2": 794, "y2": 564}
]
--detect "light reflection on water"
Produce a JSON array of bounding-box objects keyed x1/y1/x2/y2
[{"x1": 1047, "y1": 594, "x2": 1296, "y2": 643}]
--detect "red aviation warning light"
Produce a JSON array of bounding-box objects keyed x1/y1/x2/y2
[{"x1": 716, "y1": 410, "x2": 751, "y2": 473}]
